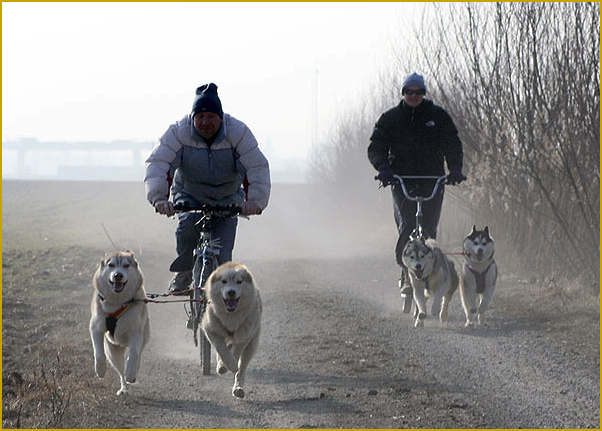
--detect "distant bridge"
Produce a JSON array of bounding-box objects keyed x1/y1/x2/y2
[
  {"x1": 2, "y1": 139, "x2": 156, "y2": 181},
  {"x1": 2, "y1": 138, "x2": 307, "y2": 183}
]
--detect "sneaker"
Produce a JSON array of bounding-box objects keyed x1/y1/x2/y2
[{"x1": 169, "y1": 271, "x2": 192, "y2": 295}]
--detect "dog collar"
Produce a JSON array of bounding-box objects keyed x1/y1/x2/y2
[{"x1": 464, "y1": 249, "x2": 495, "y2": 262}]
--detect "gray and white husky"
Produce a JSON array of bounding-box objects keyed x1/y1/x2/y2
[
  {"x1": 402, "y1": 237, "x2": 459, "y2": 328},
  {"x1": 460, "y1": 226, "x2": 498, "y2": 327}
]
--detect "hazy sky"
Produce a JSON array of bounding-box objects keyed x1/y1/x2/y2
[{"x1": 2, "y1": 2, "x2": 420, "y2": 159}]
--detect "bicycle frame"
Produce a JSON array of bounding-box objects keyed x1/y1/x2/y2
[
  {"x1": 174, "y1": 202, "x2": 241, "y2": 375},
  {"x1": 392, "y1": 174, "x2": 448, "y2": 240},
  {"x1": 189, "y1": 213, "x2": 220, "y2": 343}
]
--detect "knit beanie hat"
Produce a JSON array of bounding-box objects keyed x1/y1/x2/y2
[
  {"x1": 192, "y1": 83, "x2": 223, "y2": 118},
  {"x1": 401, "y1": 73, "x2": 427, "y2": 94}
]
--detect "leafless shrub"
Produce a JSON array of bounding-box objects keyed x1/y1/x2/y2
[
  {"x1": 310, "y1": 2, "x2": 600, "y2": 290},
  {"x1": 36, "y1": 352, "x2": 73, "y2": 428}
]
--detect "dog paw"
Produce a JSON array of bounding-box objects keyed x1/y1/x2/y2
[
  {"x1": 414, "y1": 319, "x2": 424, "y2": 328},
  {"x1": 217, "y1": 362, "x2": 228, "y2": 375},
  {"x1": 116, "y1": 386, "x2": 131, "y2": 396},
  {"x1": 464, "y1": 321, "x2": 474, "y2": 329},
  {"x1": 232, "y1": 386, "x2": 245, "y2": 399}
]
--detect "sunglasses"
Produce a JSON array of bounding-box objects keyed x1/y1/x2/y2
[{"x1": 404, "y1": 89, "x2": 425, "y2": 96}]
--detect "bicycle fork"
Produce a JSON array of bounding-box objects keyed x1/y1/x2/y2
[{"x1": 410, "y1": 200, "x2": 425, "y2": 240}]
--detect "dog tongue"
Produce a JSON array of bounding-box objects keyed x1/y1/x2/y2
[
  {"x1": 415, "y1": 269, "x2": 424, "y2": 279},
  {"x1": 113, "y1": 281, "x2": 125, "y2": 292},
  {"x1": 225, "y1": 298, "x2": 238, "y2": 312}
]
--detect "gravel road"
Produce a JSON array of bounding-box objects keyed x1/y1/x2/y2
[{"x1": 2, "y1": 180, "x2": 599, "y2": 428}]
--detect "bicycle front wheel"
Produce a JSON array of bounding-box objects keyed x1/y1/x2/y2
[
  {"x1": 200, "y1": 331, "x2": 212, "y2": 376},
  {"x1": 197, "y1": 258, "x2": 215, "y2": 376}
]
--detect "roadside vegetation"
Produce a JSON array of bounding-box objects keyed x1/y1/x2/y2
[
  {"x1": 2, "y1": 246, "x2": 139, "y2": 428},
  {"x1": 310, "y1": 2, "x2": 600, "y2": 291}
]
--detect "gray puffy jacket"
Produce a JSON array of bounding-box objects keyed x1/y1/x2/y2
[{"x1": 144, "y1": 113, "x2": 270, "y2": 208}]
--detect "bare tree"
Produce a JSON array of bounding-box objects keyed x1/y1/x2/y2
[
  {"x1": 310, "y1": 2, "x2": 600, "y2": 289},
  {"x1": 424, "y1": 2, "x2": 600, "y2": 287}
]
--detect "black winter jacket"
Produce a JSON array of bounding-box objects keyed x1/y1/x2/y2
[{"x1": 368, "y1": 99, "x2": 463, "y2": 176}]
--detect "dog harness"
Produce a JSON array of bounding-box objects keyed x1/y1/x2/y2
[
  {"x1": 464, "y1": 250, "x2": 496, "y2": 294},
  {"x1": 467, "y1": 264, "x2": 493, "y2": 294},
  {"x1": 98, "y1": 294, "x2": 137, "y2": 337}
]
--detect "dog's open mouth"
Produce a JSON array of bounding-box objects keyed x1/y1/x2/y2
[
  {"x1": 223, "y1": 297, "x2": 240, "y2": 312},
  {"x1": 413, "y1": 268, "x2": 424, "y2": 279},
  {"x1": 111, "y1": 280, "x2": 127, "y2": 293}
]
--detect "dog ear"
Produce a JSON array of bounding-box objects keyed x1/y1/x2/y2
[
  {"x1": 124, "y1": 250, "x2": 139, "y2": 267},
  {"x1": 209, "y1": 270, "x2": 221, "y2": 284},
  {"x1": 484, "y1": 226, "x2": 492, "y2": 240},
  {"x1": 101, "y1": 251, "x2": 113, "y2": 267},
  {"x1": 241, "y1": 269, "x2": 253, "y2": 284},
  {"x1": 471, "y1": 225, "x2": 476, "y2": 234}
]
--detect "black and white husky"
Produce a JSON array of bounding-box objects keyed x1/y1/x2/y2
[
  {"x1": 402, "y1": 237, "x2": 459, "y2": 328},
  {"x1": 460, "y1": 226, "x2": 498, "y2": 327}
]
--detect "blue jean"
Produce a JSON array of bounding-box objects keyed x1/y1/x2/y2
[{"x1": 169, "y1": 196, "x2": 238, "y2": 272}]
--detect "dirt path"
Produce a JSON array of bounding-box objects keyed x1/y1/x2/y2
[
  {"x1": 122, "y1": 252, "x2": 598, "y2": 429},
  {"x1": 2, "y1": 180, "x2": 599, "y2": 428}
]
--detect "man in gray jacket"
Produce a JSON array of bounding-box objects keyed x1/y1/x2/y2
[{"x1": 145, "y1": 83, "x2": 271, "y2": 294}]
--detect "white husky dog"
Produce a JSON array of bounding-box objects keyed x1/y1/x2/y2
[
  {"x1": 402, "y1": 237, "x2": 459, "y2": 328},
  {"x1": 460, "y1": 226, "x2": 498, "y2": 327},
  {"x1": 89, "y1": 251, "x2": 150, "y2": 395},
  {"x1": 202, "y1": 262, "x2": 262, "y2": 399}
]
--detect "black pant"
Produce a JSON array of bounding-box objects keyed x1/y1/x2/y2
[{"x1": 391, "y1": 182, "x2": 444, "y2": 266}]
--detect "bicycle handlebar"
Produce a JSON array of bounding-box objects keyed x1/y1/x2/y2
[
  {"x1": 173, "y1": 201, "x2": 242, "y2": 215},
  {"x1": 395, "y1": 175, "x2": 447, "y2": 202},
  {"x1": 375, "y1": 174, "x2": 448, "y2": 202}
]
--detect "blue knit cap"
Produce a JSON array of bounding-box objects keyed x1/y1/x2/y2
[
  {"x1": 192, "y1": 83, "x2": 223, "y2": 118},
  {"x1": 402, "y1": 72, "x2": 426, "y2": 94}
]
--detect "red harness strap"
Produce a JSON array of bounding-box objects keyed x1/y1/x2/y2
[
  {"x1": 107, "y1": 302, "x2": 133, "y2": 320},
  {"x1": 104, "y1": 299, "x2": 136, "y2": 337}
]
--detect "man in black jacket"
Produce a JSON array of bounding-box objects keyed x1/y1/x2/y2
[{"x1": 367, "y1": 72, "x2": 466, "y2": 297}]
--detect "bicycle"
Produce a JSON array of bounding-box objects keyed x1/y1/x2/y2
[
  {"x1": 172, "y1": 201, "x2": 242, "y2": 375},
  {"x1": 377, "y1": 174, "x2": 448, "y2": 314}
]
